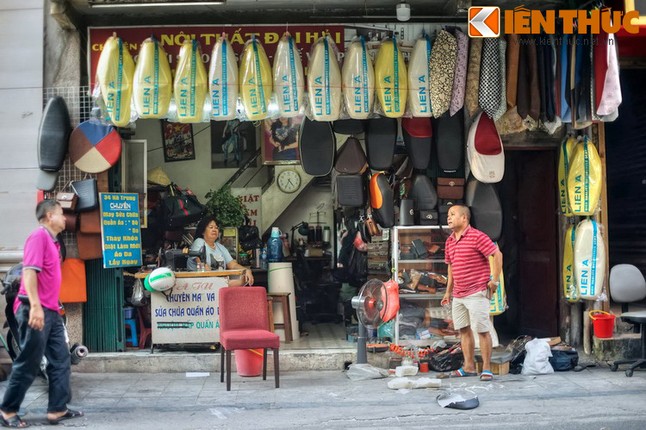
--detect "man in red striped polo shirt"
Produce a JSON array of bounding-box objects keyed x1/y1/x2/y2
[{"x1": 441, "y1": 204, "x2": 502, "y2": 381}]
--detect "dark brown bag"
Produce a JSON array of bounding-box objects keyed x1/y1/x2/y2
[
  {"x1": 437, "y1": 177, "x2": 465, "y2": 200},
  {"x1": 64, "y1": 213, "x2": 79, "y2": 232},
  {"x1": 56, "y1": 191, "x2": 78, "y2": 212},
  {"x1": 79, "y1": 209, "x2": 101, "y2": 234},
  {"x1": 76, "y1": 232, "x2": 102, "y2": 260}
]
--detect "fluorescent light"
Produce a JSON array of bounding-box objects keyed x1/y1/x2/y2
[{"x1": 89, "y1": 1, "x2": 226, "y2": 8}]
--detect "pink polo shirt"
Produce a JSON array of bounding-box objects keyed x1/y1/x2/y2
[{"x1": 14, "y1": 226, "x2": 62, "y2": 313}]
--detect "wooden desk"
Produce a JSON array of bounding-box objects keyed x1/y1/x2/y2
[{"x1": 267, "y1": 292, "x2": 293, "y2": 343}]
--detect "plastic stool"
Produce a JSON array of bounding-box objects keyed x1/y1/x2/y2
[{"x1": 124, "y1": 318, "x2": 138, "y2": 347}]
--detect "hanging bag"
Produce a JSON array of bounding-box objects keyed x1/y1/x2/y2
[
  {"x1": 162, "y1": 183, "x2": 205, "y2": 228},
  {"x1": 71, "y1": 177, "x2": 98, "y2": 212}
]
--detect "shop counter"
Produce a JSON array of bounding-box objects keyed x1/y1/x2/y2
[{"x1": 135, "y1": 270, "x2": 243, "y2": 351}]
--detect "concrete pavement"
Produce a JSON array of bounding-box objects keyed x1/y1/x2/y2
[{"x1": 1, "y1": 363, "x2": 646, "y2": 429}]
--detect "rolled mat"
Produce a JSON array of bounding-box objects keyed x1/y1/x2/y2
[{"x1": 267, "y1": 262, "x2": 300, "y2": 341}]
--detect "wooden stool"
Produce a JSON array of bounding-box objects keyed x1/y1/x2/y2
[{"x1": 267, "y1": 292, "x2": 293, "y2": 342}]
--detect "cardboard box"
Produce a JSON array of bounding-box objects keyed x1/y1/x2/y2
[{"x1": 476, "y1": 360, "x2": 509, "y2": 376}]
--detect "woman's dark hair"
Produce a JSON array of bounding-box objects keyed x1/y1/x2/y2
[{"x1": 195, "y1": 215, "x2": 219, "y2": 239}]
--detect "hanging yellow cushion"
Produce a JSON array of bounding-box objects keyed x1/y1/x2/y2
[
  {"x1": 562, "y1": 225, "x2": 579, "y2": 302},
  {"x1": 558, "y1": 136, "x2": 578, "y2": 217},
  {"x1": 133, "y1": 36, "x2": 172, "y2": 119},
  {"x1": 307, "y1": 35, "x2": 342, "y2": 121},
  {"x1": 374, "y1": 37, "x2": 408, "y2": 118},
  {"x1": 96, "y1": 33, "x2": 135, "y2": 127},
  {"x1": 239, "y1": 37, "x2": 273, "y2": 121},
  {"x1": 574, "y1": 219, "x2": 606, "y2": 301},
  {"x1": 489, "y1": 253, "x2": 507, "y2": 316},
  {"x1": 209, "y1": 35, "x2": 239, "y2": 121},
  {"x1": 174, "y1": 40, "x2": 208, "y2": 123},
  {"x1": 567, "y1": 136, "x2": 602, "y2": 216}
]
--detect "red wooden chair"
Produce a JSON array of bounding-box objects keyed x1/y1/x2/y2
[{"x1": 219, "y1": 287, "x2": 280, "y2": 391}]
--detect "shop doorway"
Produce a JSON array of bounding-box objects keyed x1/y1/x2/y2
[{"x1": 498, "y1": 149, "x2": 560, "y2": 338}]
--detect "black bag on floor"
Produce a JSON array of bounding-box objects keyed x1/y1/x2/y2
[
  {"x1": 429, "y1": 343, "x2": 464, "y2": 372},
  {"x1": 549, "y1": 347, "x2": 579, "y2": 371}
]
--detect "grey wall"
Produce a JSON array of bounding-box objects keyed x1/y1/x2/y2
[{"x1": 0, "y1": 1, "x2": 45, "y2": 259}]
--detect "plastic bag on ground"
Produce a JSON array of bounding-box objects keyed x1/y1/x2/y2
[
  {"x1": 345, "y1": 363, "x2": 389, "y2": 381},
  {"x1": 521, "y1": 338, "x2": 554, "y2": 375}
]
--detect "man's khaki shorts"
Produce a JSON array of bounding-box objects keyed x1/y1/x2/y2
[{"x1": 452, "y1": 290, "x2": 492, "y2": 333}]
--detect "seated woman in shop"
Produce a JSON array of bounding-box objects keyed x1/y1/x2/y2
[{"x1": 186, "y1": 215, "x2": 254, "y2": 286}]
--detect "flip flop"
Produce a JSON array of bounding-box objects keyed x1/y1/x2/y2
[
  {"x1": 480, "y1": 370, "x2": 494, "y2": 381},
  {"x1": 0, "y1": 414, "x2": 29, "y2": 428},
  {"x1": 450, "y1": 367, "x2": 478, "y2": 377},
  {"x1": 47, "y1": 409, "x2": 83, "y2": 425}
]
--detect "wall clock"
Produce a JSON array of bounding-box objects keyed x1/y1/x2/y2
[{"x1": 277, "y1": 169, "x2": 301, "y2": 193}]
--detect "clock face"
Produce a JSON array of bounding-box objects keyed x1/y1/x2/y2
[{"x1": 277, "y1": 170, "x2": 301, "y2": 193}]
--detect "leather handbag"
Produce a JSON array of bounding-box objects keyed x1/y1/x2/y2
[
  {"x1": 437, "y1": 177, "x2": 465, "y2": 200},
  {"x1": 76, "y1": 232, "x2": 102, "y2": 260},
  {"x1": 56, "y1": 191, "x2": 78, "y2": 212},
  {"x1": 64, "y1": 213, "x2": 79, "y2": 232},
  {"x1": 418, "y1": 209, "x2": 440, "y2": 225},
  {"x1": 71, "y1": 178, "x2": 98, "y2": 212},
  {"x1": 79, "y1": 209, "x2": 101, "y2": 234}
]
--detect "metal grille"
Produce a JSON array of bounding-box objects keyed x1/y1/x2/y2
[{"x1": 43, "y1": 87, "x2": 97, "y2": 257}]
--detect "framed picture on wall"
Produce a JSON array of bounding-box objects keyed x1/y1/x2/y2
[
  {"x1": 210, "y1": 119, "x2": 259, "y2": 168},
  {"x1": 161, "y1": 120, "x2": 195, "y2": 162},
  {"x1": 262, "y1": 115, "x2": 303, "y2": 165}
]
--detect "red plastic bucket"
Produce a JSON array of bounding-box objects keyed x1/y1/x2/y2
[
  {"x1": 235, "y1": 349, "x2": 263, "y2": 377},
  {"x1": 589, "y1": 310, "x2": 616, "y2": 339}
]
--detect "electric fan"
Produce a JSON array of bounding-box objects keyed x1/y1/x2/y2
[{"x1": 351, "y1": 278, "x2": 398, "y2": 364}]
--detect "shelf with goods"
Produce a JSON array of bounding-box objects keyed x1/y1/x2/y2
[
  {"x1": 366, "y1": 230, "x2": 391, "y2": 281},
  {"x1": 392, "y1": 225, "x2": 452, "y2": 345}
]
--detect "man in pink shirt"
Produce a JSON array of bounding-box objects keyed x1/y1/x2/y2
[
  {"x1": 441, "y1": 204, "x2": 503, "y2": 381},
  {"x1": 1, "y1": 200, "x2": 84, "y2": 428}
]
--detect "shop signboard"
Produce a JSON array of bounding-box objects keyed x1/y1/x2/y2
[
  {"x1": 151, "y1": 275, "x2": 227, "y2": 344},
  {"x1": 100, "y1": 192, "x2": 143, "y2": 268},
  {"x1": 88, "y1": 25, "x2": 345, "y2": 88}
]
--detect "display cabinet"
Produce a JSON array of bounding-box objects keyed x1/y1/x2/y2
[{"x1": 391, "y1": 226, "x2": 451, "y2": 345}]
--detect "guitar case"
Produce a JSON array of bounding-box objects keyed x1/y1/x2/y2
[
  {"x1": 365, "y1": 117, "x2": 397, "y2": 170},
  {"x1": 38, "y1": 96, "x2": 71, "y2": 172},
  {"x1": 369, "y1": 172, "x2": 394, "y2": 228},
  {"x1": 402, "y1": 117, "x2": 432, "y2": 170},
  {"x1": 332, "y1": 119, "x2": 365, "y2": 136},
  {"x1": 434, "y1": 109, "x2": 464, "y2": 174},
  {"x1": 464, "y1": 176, "x2": 503, "y2": 241},
  {"x1": 335, "y1": 137, "x2": 367, "y2": 174},
  {"x1": 299, "y1": 117, "x2": 335, "y2": 177}
]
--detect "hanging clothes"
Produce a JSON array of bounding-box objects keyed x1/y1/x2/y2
[
  {"x1": 465, "y1": 38, "x2": 483, "y2": 118},
  {"x1": 506, "y1": 34, "x2": 520, "y2": 109},
  {"x1": 429, "y1": 30, "x2": 457, "y2": 118},
  {"x1": 449, "y1": 29, "x2": 469, "y2": 117},
  {"x1": 478, "y1": 38, "x2": 502, "y2": 118},
  {"x1": 494, "y1": 37, "x2": 508, "y2": 121}
]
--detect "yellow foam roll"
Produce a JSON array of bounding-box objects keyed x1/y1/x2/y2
[
  {"x1": 307, "y1": 35, "x2": 342, "y2": 121},
  {"x1": 239, "y1": 37, "x2": 273, "y2": 121},
  {"x1": 567, "y1": 136, "x2": 602, "y2": 216},
  {"x1": 489, "y1": 254, "x2": 507, "y2": 316},
  {"x1": 374, "y1": 37, "x2": 408, "y2": 118},
  {"x1": 209, "y1": 35, "x2": 238, "y2": 121},
  {"x1": 96, "y1": 34, "x2": 135, "y2": 127},
  {"x1": 273, "y1": 32, "x2": 304, "y2": 118},
  {"x1": 341, "y1": 36, "x2": 374, "y2": 120},
  {"x1": 133, "y1": 36, "x2": 172, "y2": 119},
  {"x1": 562, "y1": 225, "x2": 579, "y2": 302},
  {"x1": 574, "y1": 219, "x2": 606, "y2": 301},
  {"x1": 174, "y1": 40, "x2": 208, "y2": 123},
  {"x1": 407, "y1": 35, "x2": 433, "y2": 117},
  {"x1": 558, "y1": 136, "x2": 578, "y2": 216}
]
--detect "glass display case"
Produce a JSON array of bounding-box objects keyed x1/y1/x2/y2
[{"x1": 391, "y1": 226, "x2": 452, "y2": 345}]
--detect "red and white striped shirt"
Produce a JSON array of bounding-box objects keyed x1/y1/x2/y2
[{"x1": 445, "y1": 225, "x2": 498, "y2": 298}]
